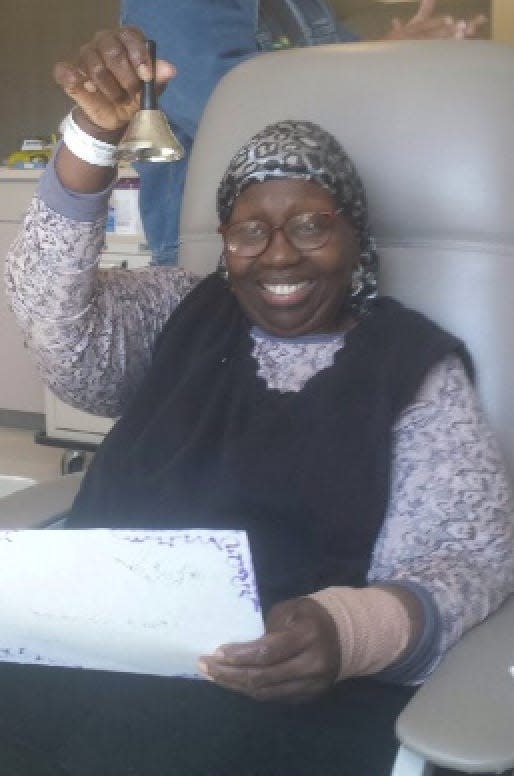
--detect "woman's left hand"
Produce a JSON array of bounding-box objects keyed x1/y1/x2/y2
[{"x1": 198, "y1": 597, "x2": 340, "y2": 703}]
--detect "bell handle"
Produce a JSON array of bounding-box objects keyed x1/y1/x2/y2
[{"x1": 141, "y1": 39, "x2": 157, "y2": 111}]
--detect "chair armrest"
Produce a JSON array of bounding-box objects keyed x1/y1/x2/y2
[
  {"x1": 396, "y1": 594, "x2": 514, "y2": 774},
  {"x1": 0, "y1": 474, "x2": 83, "y2": 529}
]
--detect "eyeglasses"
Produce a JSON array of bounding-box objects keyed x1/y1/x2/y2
[{"x1": 218, "y1": 209, "x2": 343, "y2": 258}]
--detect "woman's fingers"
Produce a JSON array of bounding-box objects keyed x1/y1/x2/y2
[
  {"x1": 53, "y1": 61, "x2": 139, "y2": 131},
  {"x1": 200, "y1": 657, "x2": 330, "y2": 703},
  {"x1": 118, "y1": 25, "x2": 153, "y2": 79},
  {"x1": 155, "y1": 59, "x2": 177, "y2": 91},
  {"x1": 199, "y1": 636, "x2": 331, "y2": 701},
  {"x1": 78, "y1": 43, "x2": 135, "y2": 104},
  {"x1": 79, "y1": 29, "x2": 146, "y2": 102},
  {"x1": 198, "y1": 597, "x2": 340, "y2": 703},
  {"x1": 53, "y1": 27, "x2": 176, "y2": 133},
  {"x1": 209, "y1": 626, "x2": 312, "y2": 668},
  {"x1": 53, "y1": 61, "x2": 107, "y2": 111}
]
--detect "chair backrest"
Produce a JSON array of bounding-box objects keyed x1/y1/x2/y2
[{"x1": 179, "y1": 41, "x2": 514, "y2": 474}]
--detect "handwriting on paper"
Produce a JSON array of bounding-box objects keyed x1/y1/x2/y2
[{"x1": 0, "y1": 529, "x2": 263, "y2": 678}]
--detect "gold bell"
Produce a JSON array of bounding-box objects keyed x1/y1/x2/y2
[{"x1": 116, "y1": 40, "x2": 185, "y2": 164}]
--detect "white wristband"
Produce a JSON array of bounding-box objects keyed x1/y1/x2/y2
[{"x1": 62, "y1": 111, "x2": 118, "y2": 167}]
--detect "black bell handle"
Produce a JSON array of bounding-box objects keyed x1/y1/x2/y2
[{"x1": 141, "y1": 39, "x2": 157, "y2": 111}]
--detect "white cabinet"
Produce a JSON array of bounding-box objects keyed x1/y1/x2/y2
[
  {"x1": 44, "y1": 396, "x2": 114, "y2": 446},
  {"x1": 0, "y1": 171, "x2": 46, "y2": 414},
  {"x1": 0, "y1": 167, "x2": 150, "y2": 447}
]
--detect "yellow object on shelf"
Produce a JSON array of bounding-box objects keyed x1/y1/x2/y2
[{"x1": 6, "y1": 149, "x2": 53, "y2": 169}]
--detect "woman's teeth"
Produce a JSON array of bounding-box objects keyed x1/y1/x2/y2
[{"x1": 262, "y1": 281, "x2": 310, "y2": 296}]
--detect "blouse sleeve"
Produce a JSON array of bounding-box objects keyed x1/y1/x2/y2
[
  {"x1": 368, "y1": 353, "x2": 514, "y2": 675},
  {"x1": 5, "y1": 165, "x2": 200, "y2": 418}
]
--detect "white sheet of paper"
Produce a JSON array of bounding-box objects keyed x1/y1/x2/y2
[{"x1": 0, "y1": 529, "x2": 263, "y2": 678}]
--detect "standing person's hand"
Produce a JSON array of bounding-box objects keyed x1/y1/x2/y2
[
  {"x1": 385, "y1": 0, "x2": 487, "y2": 40},
  {"x1": 53, "y1": 27, "x2": 176, "y2": 137},
  {"x1": 198, "y1": 597, "x2": 340, "y2": 703}
]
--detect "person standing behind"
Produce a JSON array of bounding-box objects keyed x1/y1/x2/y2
[{"x1": 120, "y1": 0, "x2": 486, "y2": 265}]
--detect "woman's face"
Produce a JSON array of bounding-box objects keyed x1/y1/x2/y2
[{"x1": 224, "y1": 179, "x2": 360, "y2": 337}]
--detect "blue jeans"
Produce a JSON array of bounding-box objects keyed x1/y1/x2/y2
[{"x1": 121, "y1": 1, "x2": 259, "y2": 264}]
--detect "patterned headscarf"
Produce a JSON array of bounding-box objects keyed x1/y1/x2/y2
[{"x1": 216, "y1": 119, "x2": 378, "y2": 313}]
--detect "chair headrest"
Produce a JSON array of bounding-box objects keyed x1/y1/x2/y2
[
  {"x1": 179, "y1": 41, "x2": 514, "y2": 473},
  {"x1": 179, "y1": 41, "x2": 514, "y2": 274}
]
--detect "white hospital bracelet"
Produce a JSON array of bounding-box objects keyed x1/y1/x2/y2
[{"x1": 62, "y1": 111, "x2": 118, "y2": 167}]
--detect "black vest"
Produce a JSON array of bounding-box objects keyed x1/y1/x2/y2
[{"x1": 69, "y1": 274, "x2": 472, "y2": 614}]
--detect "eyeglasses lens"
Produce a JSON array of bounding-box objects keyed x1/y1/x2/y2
[{"x1": 226, "y1": 212, "x2": 335, "y2": 257}]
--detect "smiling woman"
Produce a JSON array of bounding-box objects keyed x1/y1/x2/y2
[
  {"x1": 4, "y1": 60, "x2": 514, "y2": 776},
  {"x1": 223, "y1": 180, "x2": 358, "y2": 336},
  {"x1": 217, "y1": 120, "x2": 375, "y2": 336}
]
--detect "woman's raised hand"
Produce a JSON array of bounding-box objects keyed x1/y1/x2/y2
[
  {"x1": 198, "y1": 597, "x2": 341, "y2": 703},
  {"x1": 53, "y1": 27, "x2": 176, "y2": 137}
]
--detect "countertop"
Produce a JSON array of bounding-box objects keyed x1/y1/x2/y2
[
  {"x1": 0, "y1": 165, "x2": 138, "y2": 181},
  {"x1": 0, "y1": 167, "x2": 43, "y2": 180}
]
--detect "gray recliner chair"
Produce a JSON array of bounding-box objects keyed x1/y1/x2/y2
[
  {"x1": 179, "y1": 39, "x2": 514, "y2": 775},
  {"x1": 0, "y1": 39, "x2": 513, "y2": 774}
]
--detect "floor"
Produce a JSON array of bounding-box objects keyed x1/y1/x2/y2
[{"x1": 0, "y1": 426, "x2": 66, "y2": 483}]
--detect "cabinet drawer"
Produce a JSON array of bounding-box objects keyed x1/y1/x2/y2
[
  {"x1": 51, "y1": 398, "x2": 114, "y2": 435},
  {"x1": 45, "y1": 389, "x2": 114, "y2": 446}
]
